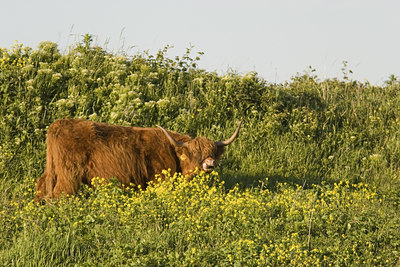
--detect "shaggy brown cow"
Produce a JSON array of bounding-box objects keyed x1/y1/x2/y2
[{"x1": 35, "y1": 119, "x2": 241, "y2": 200}]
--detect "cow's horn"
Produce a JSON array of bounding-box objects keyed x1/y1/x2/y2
[
  {"x1": 157, "y1": 126, "x2": 186, "y2": 147},
  {"x1": 215, "y1": 121, "x2": 242, "y2": 146}
]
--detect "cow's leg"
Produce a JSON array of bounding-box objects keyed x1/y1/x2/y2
[
  {"x1": 35, "y1": 168, "x2": 57, "y2": 201},
  {"x1": 51, "y1": 165, "x2": 83, "y2": 198},
  {"x1": 52, "y1": 181, "x2": 78, "y2": 198}
]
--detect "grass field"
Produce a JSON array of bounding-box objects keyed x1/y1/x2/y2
[{"x1": 1, "y1": 35, "x2": 400, "y2": 265}]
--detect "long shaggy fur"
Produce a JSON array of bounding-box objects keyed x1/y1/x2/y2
[{"x1": 35, "y1": 119, "x2": 226, "y2": 200}]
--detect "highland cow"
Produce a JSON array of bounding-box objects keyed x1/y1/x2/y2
[{"x1": 35, "y1": 119, "x2": 241, "y2": 200}]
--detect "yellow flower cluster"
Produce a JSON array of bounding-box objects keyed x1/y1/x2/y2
[{"x1": 0, "y1": 171, "x2": 394, "y2": 265}]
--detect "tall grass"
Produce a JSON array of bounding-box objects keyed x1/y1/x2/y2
[{"x1": 1, "y1": 35, "x2": 400, "y2": 265}]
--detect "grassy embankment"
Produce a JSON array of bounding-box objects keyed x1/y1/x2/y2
[{"x1": 1, "y1": 35, "x2": 399, "y2": 265}]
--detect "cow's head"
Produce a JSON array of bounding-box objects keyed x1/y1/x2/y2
[{"x1": 158, "y1": 122, "x2": 241, "y2": 176}]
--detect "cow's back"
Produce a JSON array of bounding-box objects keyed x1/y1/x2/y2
[{"x1": 37, "y1": 119, "x2": 191, "y2": 200}]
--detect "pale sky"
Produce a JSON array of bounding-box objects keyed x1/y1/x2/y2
[{"x1": 1, "y1": 0, "x2": 399, "y2": 84}]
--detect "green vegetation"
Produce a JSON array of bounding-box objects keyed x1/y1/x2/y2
[{"x1": 1, "y1": 35, "x2": 399, "y2": 265}]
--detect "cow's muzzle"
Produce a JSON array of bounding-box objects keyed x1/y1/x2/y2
[{"x1": 202, "y1": 158, "x2": 217, "y2": 172}]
